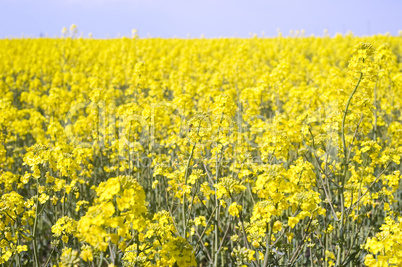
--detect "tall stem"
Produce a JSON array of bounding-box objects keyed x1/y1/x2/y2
[
  {"x1": 183, "y1": 142, "x2": 196, "y2": 238},
  {"x1": 182, "y1": 121, "x2": 201, "y2": 238},
  {"x1": 373, "y1": 75, "x2": 379, "y2": 140},
  {"x1": 263, "y1": 219, "x2": 274, "y2": 267},
  {"x1": 337, "y1": 72, "x2": 363, "y2": 266},
  {"x1": 341, "y1": 72, "x2": 363, "y2": 161},
  {"x1": 33, "y1": 180, "x2": 40, "y2": 267}
]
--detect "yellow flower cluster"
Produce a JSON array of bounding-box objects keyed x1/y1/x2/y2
[
  {"x1": 0, "y1": 33, "x2": 401, "y2": 266},
  {"x1": 364, "y1": 216, "x2": 402, "y2": 266}
]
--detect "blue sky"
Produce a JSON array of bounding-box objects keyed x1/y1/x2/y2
[{"x1": 1, "y1": 0, "x2": 401, "y2": 38}]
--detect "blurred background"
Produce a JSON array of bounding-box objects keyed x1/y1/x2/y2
[{"x1": 1, "y1": 0, "x2": 401, "y2": 38}]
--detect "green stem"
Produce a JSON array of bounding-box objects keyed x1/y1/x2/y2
[
  {"x1": 337, "y1": 72, "x2": 363, "y2": 266},
  {"x1": 43, "y1": 246, "x2": 56, "y2": 267},
  {"x1": 373, "y1": 74, "x2": 379, "y2": 140},
  {"x1": 194, "y1": 205, "x2": 218, "y2": 253},
  {"x1": 182, "y1": 121, "x2": 201, "y2": 238},
  {"x1": 33, "y1": 180, "x2": 40, "y2": 267},
  {"x1": 263, "y1": 219, "x2": 274, "y2": 267},
  {"x1": 182, "y1": 142, "x2": 196, "y2": 238},
  {"x1": 341, "y1": 72, "x2": 363, "y2": 161}
]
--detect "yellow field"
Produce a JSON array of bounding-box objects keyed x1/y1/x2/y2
[{"x1": 0, "y1": 33, "x2": 402, "y2": 266}]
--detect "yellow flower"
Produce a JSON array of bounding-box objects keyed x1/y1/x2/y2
[
  {"x1": 288, "y1": 217, "x2": 299, "y2": 229},
  {"x1": 80, "y1": 246, "x2": 93, "y2": 262},
  {"x1": 228, "y1": 202, "x2": 242, "y2": 217},
  {"x1": 1, "y1": 32, "x2": 402, "y2": 267},
  {"x1": 17, "y1": 245, "x2": 28, "y2": 253},
  {"x1": 38, "y1": 193, "x2": 49, "y2": 204}
]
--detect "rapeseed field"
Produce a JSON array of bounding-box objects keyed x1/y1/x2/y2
[{"x1": 0, "y1": 30, "x2": 402, "y2": 266}]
